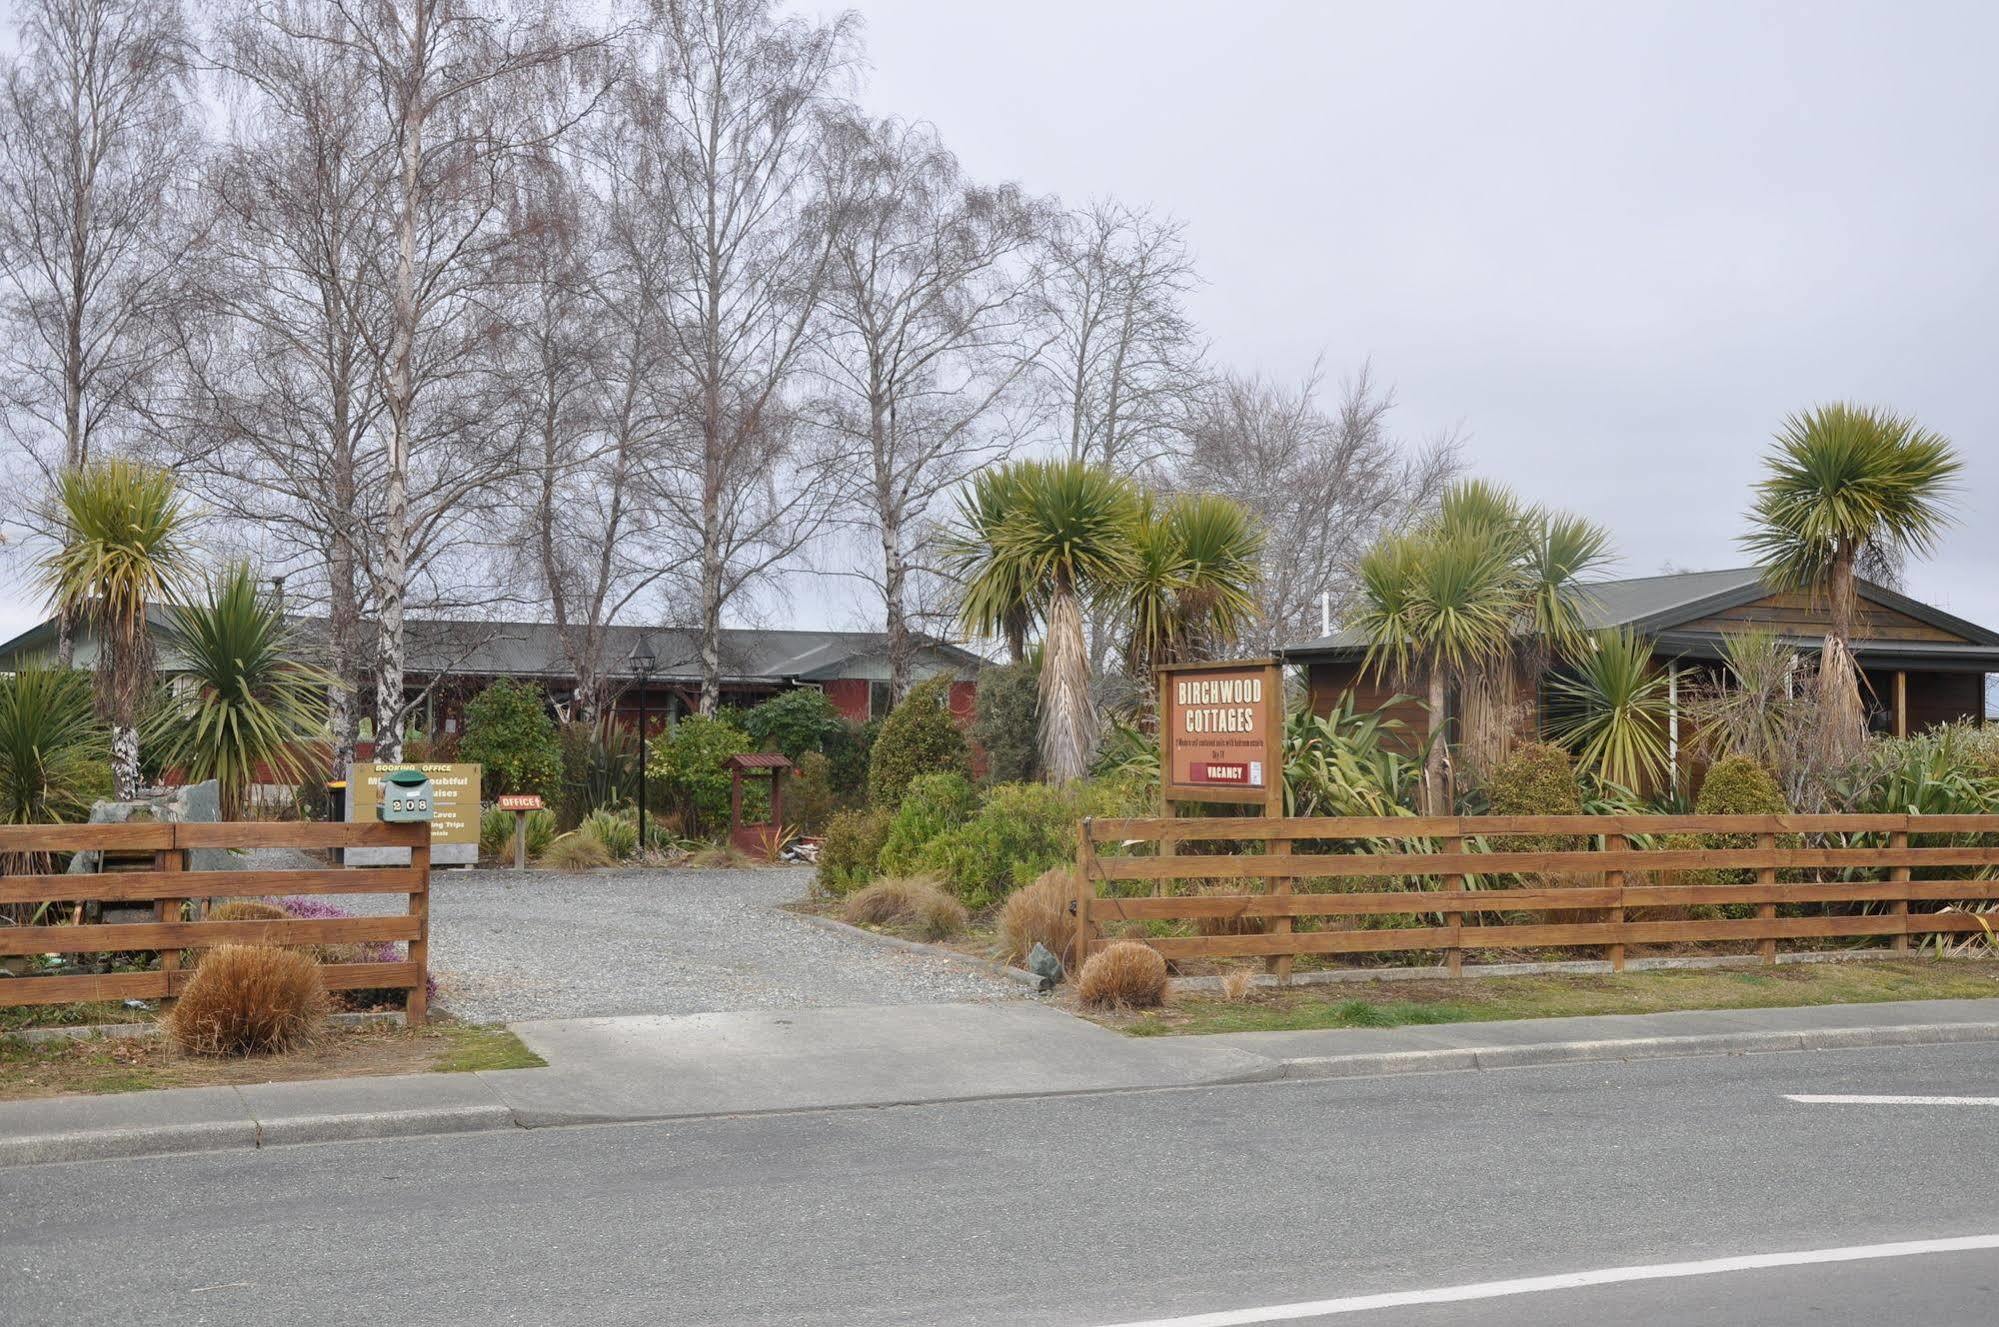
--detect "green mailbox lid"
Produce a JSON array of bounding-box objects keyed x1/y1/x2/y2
[{"x1": 385, "y1": 769, "x2": 429, "y2": 787}]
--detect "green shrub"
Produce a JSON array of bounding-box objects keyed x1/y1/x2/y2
[
  {"x1": 787, "y1": 750, "x2": 840, "y2": 835},
  {"x1": 524, "y1": 807, "x2": 557, "y2": 859},
  {"x1": 877, "y1": 771, "x2": 980, "y2": 877},
  {"x1": 459, "y1": 680, "x2": 561, "y2": 802},
  {"x1": 867, "y1": 676, "x2": 970, "y2": 809},
  {"x1": 579, "y1": 807, "x2": 640, "y2": 861},
  {"x1": 824, "y1": 717, "x2": 878, "y2": 799},
  {"x1": 970, "y1": 661, "x2": 1040, "y2": 784},
  {"x1": 1481, "y1": 742, "x2": 1585, "y2": 862},
  {"x1": 647, "y1": 714, "x2": 751, "y2": 836},
  {"x1": 817, "y1": 806, "x2": 891, "y2": 896},
  {"x1": 558, "y1": 720, "x2": 639, "y2": 829},
  {"x1": 916, "y1": 781, "x2": 1090, "y2": 909},
  {"x1": 1677, "y1": 755, "x2": 1792, "y2": 901},
  {"x1": 742, "y1": 689, "x2": 845, "y2": 761}
]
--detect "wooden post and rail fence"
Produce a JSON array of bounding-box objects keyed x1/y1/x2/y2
[
  {"x1": 1074, "y1": 813, "x2": 1999, "y2": 974},
  {"x1": 0, "y1": 820, "x2": 431, "y2": 1022}
]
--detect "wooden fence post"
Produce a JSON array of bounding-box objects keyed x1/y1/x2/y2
[
  {"x1": 1757, "y1": 830, "x2": 1778, "y2": 965},
  {"x1": 1074, "y1": 818, "x2": 1098, "y2": 977},
  {"x1": 1604, "y1": 830, "x2": 1626, "y2": 973},
  {"x1": 155, "y1": 829, "x2": 187, "y2": 1004},
  {"x1": 1442, "y1": 828, "x2": 1465, "y2": 978},
  {"x1": 406, "y1": 833, "x2": 431, "y2": 1027},
  {"x1": 1889, "y1": 827, "x2": 1910, "y2": 952}
]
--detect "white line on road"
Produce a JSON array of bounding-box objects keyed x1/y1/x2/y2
[
  {"x1": 1089, "y1": 1234, "x2": 1999, "y2": 1327},
  {"x1": 1786, "y1": 1094, "x2": 1999, "y2": 1105}
]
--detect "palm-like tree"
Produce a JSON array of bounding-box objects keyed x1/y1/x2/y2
[
  {"x1": 38, "y1": 462, "x2": 194, "y2": 799},
  {"x1": 950, "y1": 465, "x2": 1039, "y2": 663},
  {"x1": 1119, "y1": 492, "x2": 1264, "y2": 677},
  {"x1": 1352, "y1": 528, "x2": 1518, "y2": 812},
  {"x1": 1742, "y1": 404, "x2": 1961, "y2": 762},
  {"x1": 144, "y1": 563, "x2": 334, "y2": 819},
  {"x1": 956, "y1": 459, "x2": 1140, "y2": 782},
  {"x1": 1352, "y1": 481, "x2": 1614, "y2": 811},
  {"x1": 0, "y1": 667, "x2": 109, "y2": 826},
  {"x1": 1544, "y1": 628, "x2": 1676, "y2": 792}
]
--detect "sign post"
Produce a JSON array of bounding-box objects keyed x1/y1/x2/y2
[
  {"x1": 1157, "y1": 658, "x2": 1290, "y2": 980},
  {"x1": 496, "y1": 793, "x2": 544, "y2": 870}
]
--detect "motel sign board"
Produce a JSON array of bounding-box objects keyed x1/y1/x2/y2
[{"x1": 1158, "y1": 659, "x2": 1283, "y2": 807}]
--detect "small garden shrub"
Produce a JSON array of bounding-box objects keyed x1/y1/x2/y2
[
  {"x1": 479, "y1": 804, "x2": 515, "y2": 859},
  {"x1": 818, "y1": 806, "x2": 891, "y2": 896},
  {"x1": 997, "y1": 866, "x2": 1078, "y2": 968},
  {"x1": 579, "y1": 806, "x2": 640, "y2": 861},
  {"x1": 867, "y1": 676, "x2": 969, "y2": 808},
  {"x1": 166, "y1": 944, "x2": 327, "y2": 1056},
  {"x1": 742, "y1": 688, "x2": 845, "y2": 761},
  {"x1": 1482, "y1": 742, "x2": 1585, "y2": 857},
  {"x1": 1077, "y1": 940, "x2": 1168, "y2": 1009},
  {"x1": 1676, "y1": 755, "x2": 1792, "y2": 902},
  {"x1": 458, "y1": 679, "x2": 562, "y2": 802},
  {"x1": 841, "y1": 875, "x2": 968, "y2": 940},
  {"x1": 823, "y1": 718, "x2": 878, "y2": 800},
  {"x1": 787, "y1": 750, "x2": 840, "y2": 835},
  {"x1": 915, "y1": 781, "x2": 1089, "y2": 908},
  {"x1": 970, "y1": 661, "x2": 1041, "y2": 784},
  {"x1": 558, "y1": 719, "x2": 640, "y2": 828},
  {"x1": 876, "y1": 771, "x2": 979, "y2": 877},
  {"x1": 541, "y1": 831, "x2": 614, "y2": 871},
  {"x1": 648, "y1": 714, "x2": 751, "y2": 836}
]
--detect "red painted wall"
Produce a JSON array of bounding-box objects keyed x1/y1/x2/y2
[{"x1": 822, "y1": 679, "x2": 870, "y2": 724}]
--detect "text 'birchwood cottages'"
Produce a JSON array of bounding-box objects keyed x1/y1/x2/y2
[{"x1": 1288, "y1": 567, "x2": 1998, "y2": 787}]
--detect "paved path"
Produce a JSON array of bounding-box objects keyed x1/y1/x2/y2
[
  {"x1": 8, "y1": 1040, "x2": 1999, "y2": 1325},
  {"x1": 347, "y1": 866, "x2": 1018, "y2": 1021}
]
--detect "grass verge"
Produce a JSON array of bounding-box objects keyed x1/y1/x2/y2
[
  {"x1": 1101, "y1": 959, "x2": 1999, "y2": 1037},
  {"x1": 0, "y1": 1020, "x2": 544, "y2": 1101}
]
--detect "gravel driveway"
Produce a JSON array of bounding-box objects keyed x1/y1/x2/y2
[{"x1": 350, "y1": 866, "x2": 1019, "y2": 1023}]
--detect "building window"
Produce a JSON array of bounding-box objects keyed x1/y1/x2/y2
[{"x1": 869, "y1": 681, "x2": 891, "y2": 719}]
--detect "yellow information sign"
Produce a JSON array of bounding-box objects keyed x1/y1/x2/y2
[{"x1": 351, "y1": 762, "x2": 482, "y2": 846}]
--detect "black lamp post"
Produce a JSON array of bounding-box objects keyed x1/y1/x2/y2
[{"x1": 630, "y1": 635, "x2": 657, "y2": 850}]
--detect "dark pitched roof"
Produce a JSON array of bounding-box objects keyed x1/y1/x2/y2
[
  {"x1": 0, "y1": 612, "x2": 985, "y2": 686},
  {"x1": 1285, "y1": 567, "x2": 1999, "y2": 670}
]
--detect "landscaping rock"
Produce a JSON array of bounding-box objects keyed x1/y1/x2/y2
[{"x1": 66, "y1": 780, "x2": 234, "y2": 874}]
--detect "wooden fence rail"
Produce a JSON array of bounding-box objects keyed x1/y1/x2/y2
[
  {"x1": 1075, "y1": 813, "x2": 1999, "y2": 976},
  {"x1": 0, "y1": 820, "x2": 431, "y2": 1022}
]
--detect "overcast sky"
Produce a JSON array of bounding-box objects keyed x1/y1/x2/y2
[
  {"x1": 0, "y1": 0, "x2": 1991, "y2": 651},
  {"x1": 831, "y1": 0, "x2": 1997, "y2": 627}
]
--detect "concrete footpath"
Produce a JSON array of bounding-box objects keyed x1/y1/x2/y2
[{"x1": 8, "y1": 997, "x2": 1999, "y2": 1168}]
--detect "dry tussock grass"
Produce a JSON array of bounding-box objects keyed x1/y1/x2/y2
[
  {"x1": 842, "y1": 875, "x2": 968, "y2": 941},
  {"x1": 1077, "y1": 940, "x2": 1169, "y2": 1009},
  {"x1": 166, "y1": 944, "x2": 328, "y2": 1057},
  {"x1": 998, "y1": 866, "x2": 1078, "y2": 967}
]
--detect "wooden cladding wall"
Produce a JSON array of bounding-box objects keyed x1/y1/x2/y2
[
  {"x1": 1678, "y1": 591, "x2": 1969, "y2": 643},
  {"x1": 0, "y1": 820, "x2": 432, "y2": 1022},
  {"x1": 1074, "y1": 814, "x2": 1999, "y2": 974}
]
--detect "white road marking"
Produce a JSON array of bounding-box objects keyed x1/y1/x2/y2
[
  {"x1": 1089, "y1": 1234, "x2": 1999, "y2": 1327},
  {"x1": 1786, "y1": 1094, "x2": 1999, "y2": 1106}
]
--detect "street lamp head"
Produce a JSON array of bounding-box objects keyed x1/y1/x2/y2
[{"x1": 629, "y1": 635, "x2": 657, "y2": 678}]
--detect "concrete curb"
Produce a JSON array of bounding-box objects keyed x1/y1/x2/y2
[
  {"x1": 786, "y1": 911, "x2": 1046, "y2": 989},
  {"x1": 0, "y1": 1119, "x2": 259, "y2": 1169},
  {"x1": 1276, "y1": 1020, "x2": 1999, "y2": 1080}
]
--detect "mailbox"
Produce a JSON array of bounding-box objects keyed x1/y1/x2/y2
[{"x1": 379, "y1": 768, "x2": 434, "y2": 823}]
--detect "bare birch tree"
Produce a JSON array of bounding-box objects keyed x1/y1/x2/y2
[
  {"x1": 258, "y1": 0, "x2": 612, "y2": 761},
  {"x1": 814, "y1": 113, "x2": 1049, "y2": 702},
  {"x1": 1041, "y1": 199, "x2": 1204, "y2": 478},
  {"x1": 618, "y1": 0, "x2": 856, "y2": 714},
  {"x1": 1174, "y1": 361, "x2": 1462, "y2": 651},
  {"x1": 0, "y1": 0, "x2": 201, "y2": 663}
]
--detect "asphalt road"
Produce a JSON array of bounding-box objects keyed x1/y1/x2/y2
[{"x1": 5, "y1": 1043, "x2": 1999, "y2": 1326}]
